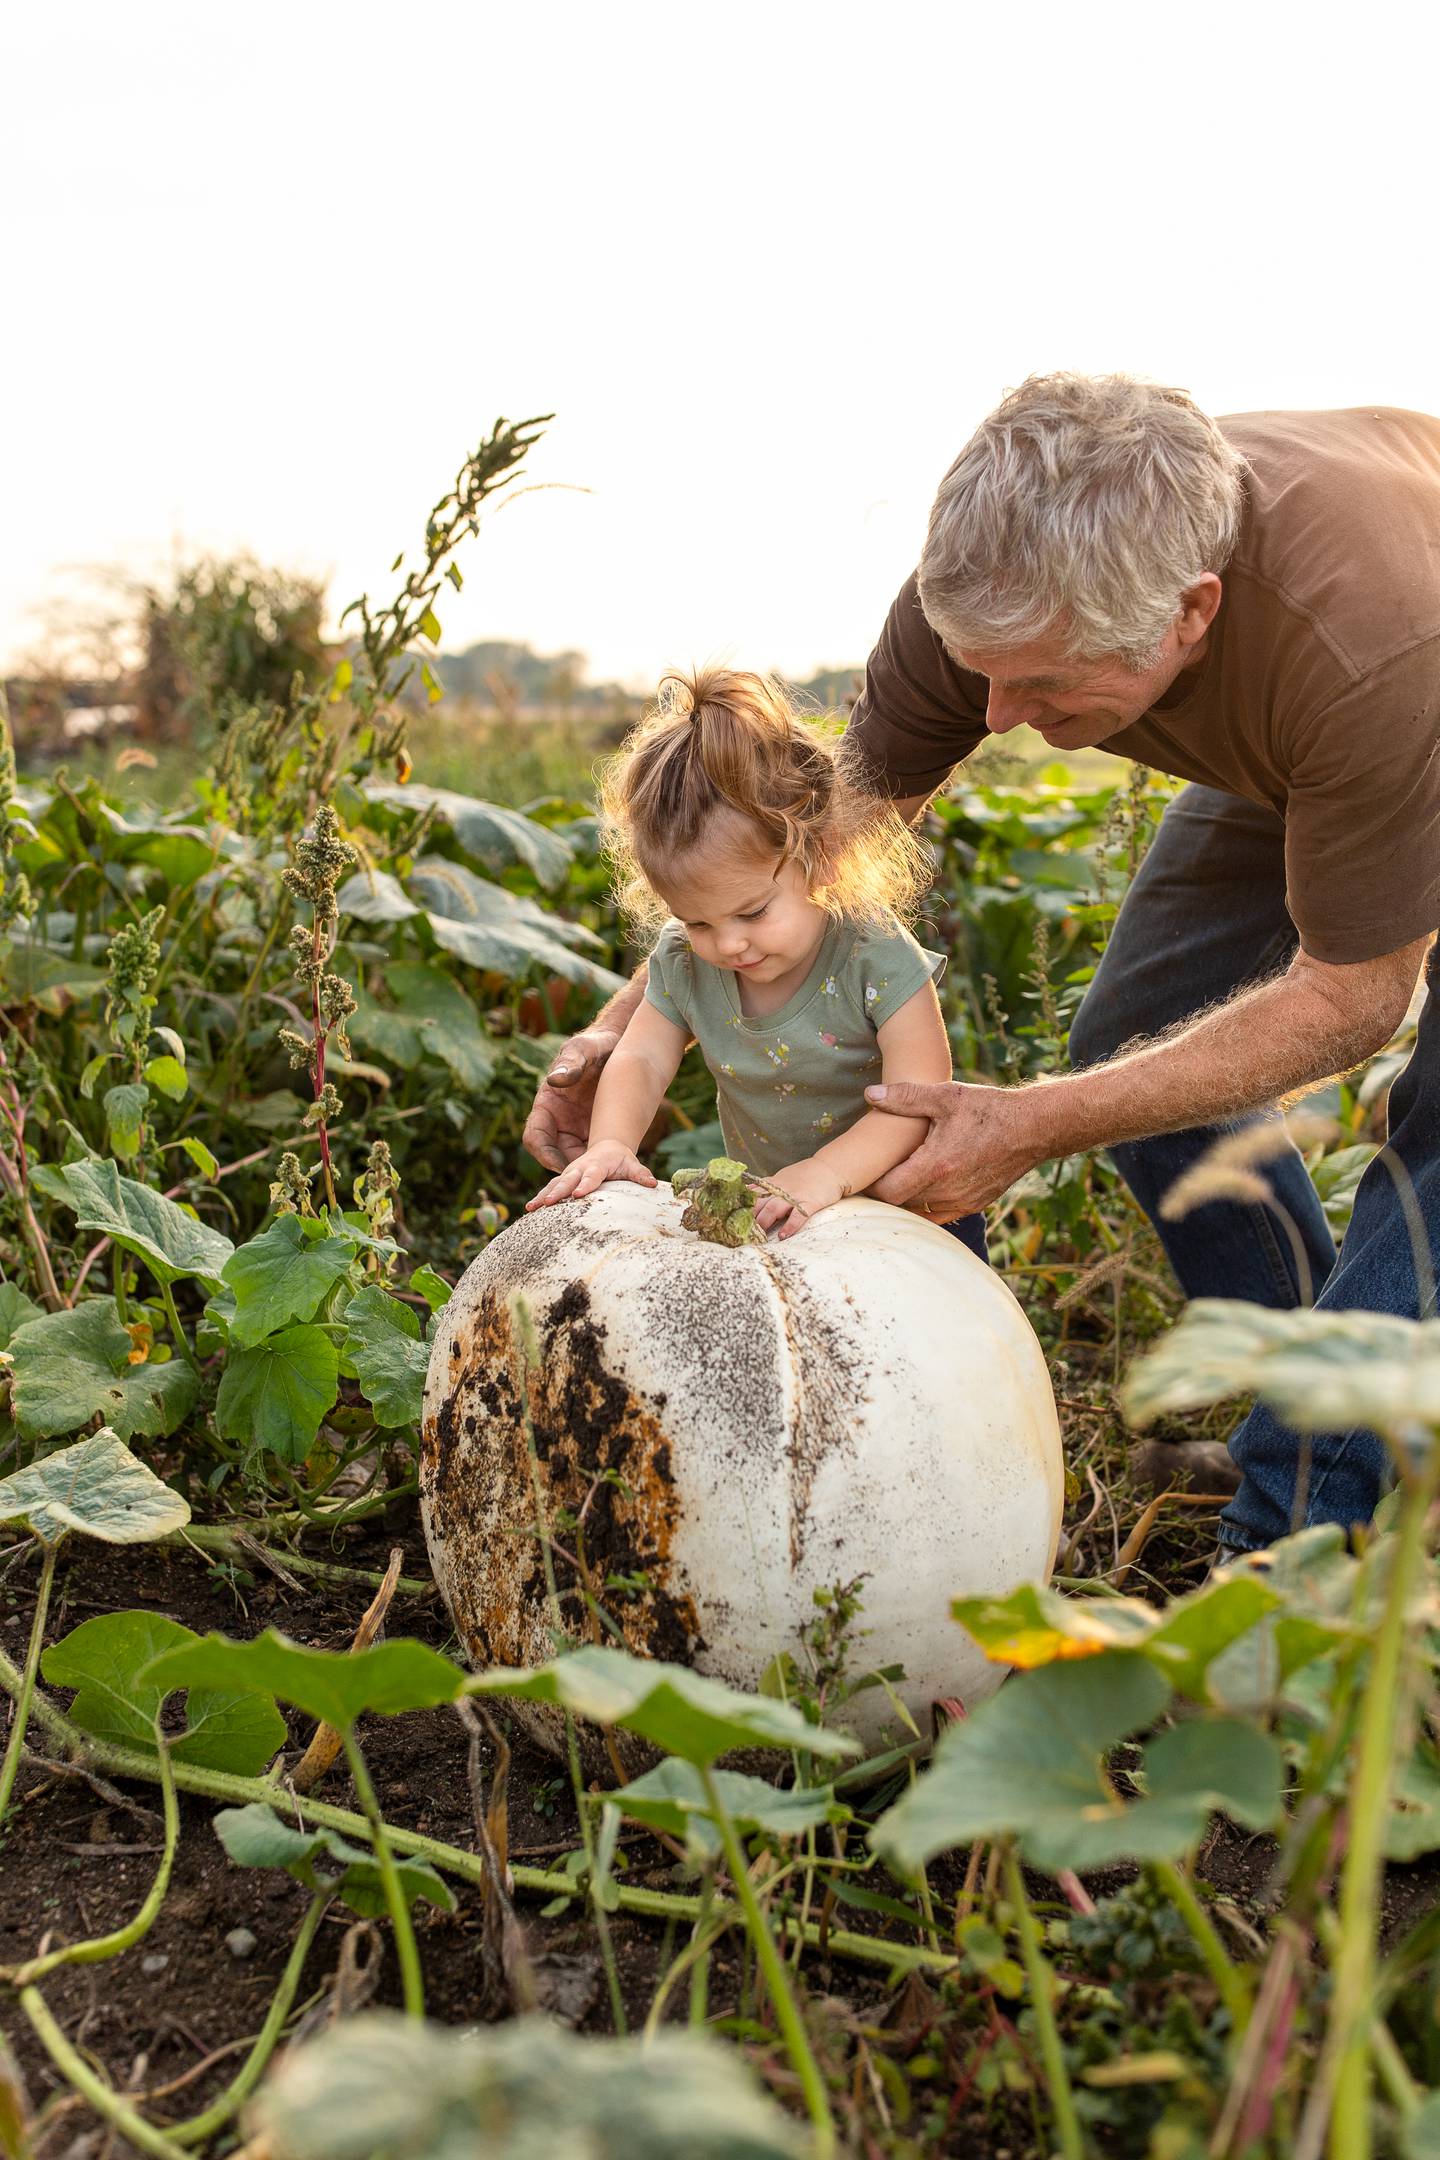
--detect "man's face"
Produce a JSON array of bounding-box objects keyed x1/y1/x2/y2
[{"x1": 946, "y1": 620, "x2": 1201, "y2": 754}]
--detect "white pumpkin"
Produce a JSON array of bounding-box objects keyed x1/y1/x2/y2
[{"x1": 421, "y1": 1183, "x2": 1063, "y2": 1762}]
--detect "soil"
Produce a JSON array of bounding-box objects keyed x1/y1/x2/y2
[{"x1": 5, "y1": 1495, "x2": 1440, "y2": 2157}]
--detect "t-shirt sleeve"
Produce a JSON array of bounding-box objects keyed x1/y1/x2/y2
[
  {"x1": 644, "y1": 922, "x2": 697, "y2": 1030},
  {"x1": 845, "y1": 571, "x2": 991, "y2": 798},
  {"x1": 852, "y1": 922, "x2": 948, "y2": 1029},
  {"x1": 1282, "y1": 639, "x2": 1440, "y2": 962}
]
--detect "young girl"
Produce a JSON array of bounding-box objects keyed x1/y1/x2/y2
[{"x1": 527, "y1": 667, "x2": 984, "y2": 1250}]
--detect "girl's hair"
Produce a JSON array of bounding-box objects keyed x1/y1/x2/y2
[{"x1": 601, "y1": 666, "x2": 932, "y2": 936}]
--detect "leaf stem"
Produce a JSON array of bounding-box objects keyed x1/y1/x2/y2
[
  {"x1": 1149, "y1": 1857, "x2": 1251, "y2": 2029},
  {"x1": 169, "y1": 1890, "x2": 328, "y2": 2142},
  {"x1": 20, "y1": 1986, "x2": 189, "y2": 2159},
  {"x1": 5, "y1": 1731, "x2": 178, "y2": 1983},
  {"x1": 159, "y1": 1279, "x2": 198, "y2": 1372},
  {"x1": 0, "y1": 1540, "x2": 57, "y2": 1825},
  {"x1": 342, "y1": 1728, "x2": 424, "y2": 2018},
  {"x1": 1004, "y1": 1847, "x2": 1083, "y2": 2160},
  {"x1": 701, "y1": 1762, "x2": 835, "y2": 2160}
]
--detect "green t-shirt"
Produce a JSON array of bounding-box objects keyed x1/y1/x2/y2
[{"x1": 645, "y1": 913, "x2": 945, "y2": 1176}]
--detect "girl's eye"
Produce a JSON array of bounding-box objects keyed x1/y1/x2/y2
[{"x1": 739, "y1": 905, "x2": 769, "y2": 922}]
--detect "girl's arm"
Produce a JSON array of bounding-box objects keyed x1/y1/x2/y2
[
  {"x1": 525, "y1": 999, "x2": 690, "y2": 1209},
  {"x1": 754, "y1": 981, "x2": 952, "y2": 1237}
]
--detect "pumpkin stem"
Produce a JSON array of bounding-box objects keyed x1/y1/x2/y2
[{"x1": 671, "y1": 1156, "x2": 773, "y2": 1247}]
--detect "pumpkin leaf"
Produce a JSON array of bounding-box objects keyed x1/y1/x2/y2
[
  {"x1": 1125, "y1": 1298, "x2": 1440, "y2": 1438},
  {"x1": 950, "y1": 1574, "x2": 1280, "y2": 1703},
  {"x1": 213, "y1": 1802, "x2": 454, "y2": 1916},
  {"x1": 335, "y1": 869, "x2": 419, "y2": 926},
  {"x1": 214, "y1": 1325, "x2": 338, "y2": 1463},
  {"x1": 33, "y1": 1158, "x2": 234, "y2": 1287},
  {"x1": 251, "y1": 2012, "x2": 808, "y2": 2160},
  {"x1": 465, "y1": 1644, "x2": 861, "y2": 1768},
  {"x1": 350, "y1": 963, "x2": 497, "y2": 1093},
  {"x1": 221, "y1": 1215, "x2": 358, "y2": 1347},
  {"x1": 8, "y1": 1297, "x2": 199, "y2": 1442},
  {"x1": 361, "y1": 783, "x2": 574, "y2": 891},
  {"x1": 0, "y1": 1282, "x2": 42, "y2": 1349},
  {"x1": 42, "y1": 1612, "x2": 285, "y2": 1774},
  {"x1": 0, "y1": 1429, "x2": 190, "y2": 1547},
  {"x1": 606, "y1": 1758, "x2": 851, "y2": 1859},
  {"x1": 410, "y1": 856, "x2": 622, "y2": 995},
  {"x1": 341, "y1": 1285, "x2": 429, "y2": 1429},
  {"x1": 143, "y1": 1628, "x2": 465, "y2": 1732}
]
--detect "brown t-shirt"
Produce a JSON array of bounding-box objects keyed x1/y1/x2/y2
[{"x1": 848, "y1": 407, "x2": 1440, "y2": 964}]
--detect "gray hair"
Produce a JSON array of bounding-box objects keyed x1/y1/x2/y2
[{"x1": 917, "y1": 372, "x2": 1248, "y2": 669}]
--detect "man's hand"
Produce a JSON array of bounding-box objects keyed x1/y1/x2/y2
[
  {"x1": 866, "y1": 1080, "x2": 1051, "y2": 1219},
  {"x1": 521, "y1": 1027, "x2": 626, "y2": 1172}
]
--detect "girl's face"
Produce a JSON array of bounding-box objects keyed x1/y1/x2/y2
[{"x1": 656, "y1": 845, "x2": 828, "y2": 988}]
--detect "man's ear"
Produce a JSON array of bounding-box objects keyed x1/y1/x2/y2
[{"x1": 1177, "y1": 573, "x2": 1223, "y2": 648}]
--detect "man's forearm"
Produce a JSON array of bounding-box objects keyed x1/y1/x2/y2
[
  {"x1": 1028, "y1": 955, "x2": 1411, "y2": 1159},
  {"x1": 585, "y1": 963, "x2": 648, "y2": 1040}
]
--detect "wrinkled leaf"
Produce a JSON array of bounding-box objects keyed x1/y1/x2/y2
[
  {"x1": 335, "y1": 870, "x2": 419, "y2": 926},
  {"x1": 222, "y1": 1215, "x2": 358, "y2": 1347},
  {"x1": 102, "y1": 1081, "x2": 149, "y2": 1160},
  {"x1": 253, "y1": 2011, "x2": 807, "y2": 2160},
  {"x1": 1125, "y1": 1299, "x2": 1440, "y2": 1438},
  {"x1": 0, "y1": 944, "x2": 107, "y2": 1014},
  {"x1": 606, "y1": 1758, "x2": 850, "y2": 1859},
  {"x1": 465, "y1": 1644, "x2": 860, "y2": 1768},
  {"x1": 0, "y1": 1282, "x2": 42, "y2": 1349},
  {"x1": 350, "y1": 963, "x2": 497, "y2": 1092},
  {"x1": 8, "y1": 1297, "x2": 199, "y2": 1442},
  {"x1": 33, "y1": 1158, "x2": 234, "y2": 1287},
  {"x1": 870, "y1": 1656, "x2": 1172, "y2": 1875},
  {"x1": 215, "y1": 1325, "x2": 338, "y2": 1462},
  {"x1": 214, "y1": 1802, "x2": 454, "y2": 1915},
  {"x1": 144, "y1": 1627, "x2": 465, "y2": 1731},
  {"x1": 362, "y1": 783, "x2": 574, "y2": 891},
  {"x1": 951, "y1": 1575, "x2": 1280, "y2": 1703},
  {"x1": 43, "y1": 1611, "x2": 285, "y2": 1774},
  {"x1": 0, "y1": 1429, "x2": 190, "y2": 1546},
  {"x1": 342, "y1": 1285, "x2": 429, "y2": 1428},
  {"x1": 408, "y1": 1265, "x2": 452, "y2": 1316}
]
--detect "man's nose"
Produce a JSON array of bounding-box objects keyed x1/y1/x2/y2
[{"x1": 985, "y1": 686, "x2": 1039, "y2": 735}]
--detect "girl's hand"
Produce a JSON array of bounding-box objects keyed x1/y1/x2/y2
[
  {"x1": 525, "y1": 1139, "x2": 658, "y2": 1211},
  {"x1": 753, "y1": 1160, "x2": 845, "y2": 1240}
]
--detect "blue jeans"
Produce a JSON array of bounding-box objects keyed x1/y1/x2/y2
[
  {"x1": 1069, "y1": 784, "x2": 1437, "y2": 1554},
  {"x1": 945, "y1": 1214, "x2": 989, "y2": 1263}
]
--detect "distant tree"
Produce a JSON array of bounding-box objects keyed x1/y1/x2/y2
[{"x1": 133, "y1": 558, "x2": 330, "y2": 744}]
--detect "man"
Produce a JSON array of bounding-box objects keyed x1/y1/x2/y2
[{"x1": 524, "y1": 373, "x2": 1440, "y2": 1557}]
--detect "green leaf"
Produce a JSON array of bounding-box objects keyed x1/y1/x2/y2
[
  {"x1": 0, "y1": 1429, "x2": 190, "y2": 1547},
  {"x1": 407, "y1": 1264, "x2": 452, "y2": 1315},
  {"x1": 465, "y1": 1644, "x2": 861, "y2": 1768},
  {"x1": 102, "y1": 1081, "x2": 150, "y2": 1161},
  {"x1": 8, "y1": 1297, "x2": 199, "y2": 1442},
  {"x1": 328, "y1": 658, "x2": 354, "y2": 703},
  {"x1": 419, "y1": 608, "x2": 442, "y2": 645},
  {"x1": 143, "y1": 1055, "x2": 188, "y2": 1101},
  {"x1": 143, "y1": 1628, "x2": 464, "y2": 1731},
  {"x1": 213, "y1": 1803, "x2": 454, "y2": 1916},
  {"x1": 222, "y1": 1215, "x2": 358, "y2": 1348},
  {"x1": 251, "y1": 2012, "x2": 807, "y2": 2160},
  {"x1": 408, "y1": 856, "x2": 623, "y2": 994},
  {"x1": 1404, "y1": 2092, "x2": 1440, "y2": 2159},
  {"x1": 1387, "y1": 1746, "x2": 1440, "y2": 1862},
  {"x1": 341, "y1": 1285, "x2": 429, "y2": 1428},
  {"x1": 1131, "y1": 1718, "x2": 1284, "y2": 1847},
  {"x1": 79, "y1": 1052, "x2": 112, "y2": 1100},
  {"x1": 606, "y1": 1758, "x2": 850, "y2": 1859},
  {"x1": 179, "y1": 1136, "x2": 220, "y2": 1180},
  {"x1": 361, "y1": 782, "x2": 575, "y2": 891},
  {"x1": 334, "y1": 870, "x2": 419, "y2": 926},
  {"x1": 0, "y1": 1281, "x2": 42, "y2": 1349},
  {"x1": 33, "y1": 1158, "x2": 234, "y2": 1287},
  {"x1": 350, "y1": 963, "x2": 497, "y2": 1093},
  {"x1": 870, "y1": 1655, "x2": 1172, "y2": 1876},
  {"x1": 42, "y1": 1612, "x2": 285, "y2": 1774},
  {"x1": 0, "y1": 945, "x2": 107, "y2": 1014},
  {"x1": 1125, "y1": 1299, "x2": 1440, "y2": 1438},
  {"x1": 215, "y1": 1325, "x2": 339, "y2": 1462},
  {"x1": 949, "y1": 1575, "x2": 1279, "y2": 1704}
]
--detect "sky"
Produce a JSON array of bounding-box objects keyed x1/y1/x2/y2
[{"x1": 5, "y1": 1, "x2": 1438, "y2": 689}]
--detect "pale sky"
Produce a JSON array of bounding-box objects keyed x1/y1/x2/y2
[{"x1": 5, "y1": 1, "x2": 1437, "y2": 688}]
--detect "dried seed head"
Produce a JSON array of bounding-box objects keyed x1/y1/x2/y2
[
  {"x1": 1160, "y1": 1163, "x2": 1275, "y2": 1221},
  {"x1": 269, "y1": 1151, "x2": 316, "y2": 1216}
]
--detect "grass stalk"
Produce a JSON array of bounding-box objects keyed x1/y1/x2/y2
[
  {"x1": 700, "y1": 1762, "x2": 835, "y2": 2160},
  {"x1": 169, "y1": 1890, "x2": 328, "y2": 2142},
  {"x1": 1004, "y1": 1847, "x2": 1082, "y2": 2160},
  {"x1": 1325, "y1": 1434, "x2": 1439, "y2": 2160},
  {"x1": 0, "y1": 1541, "x2": 57, "y2": 1825},
  {"x1": 1149, "y1": 1857, "x2": 1251, "y2": 2029}
]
